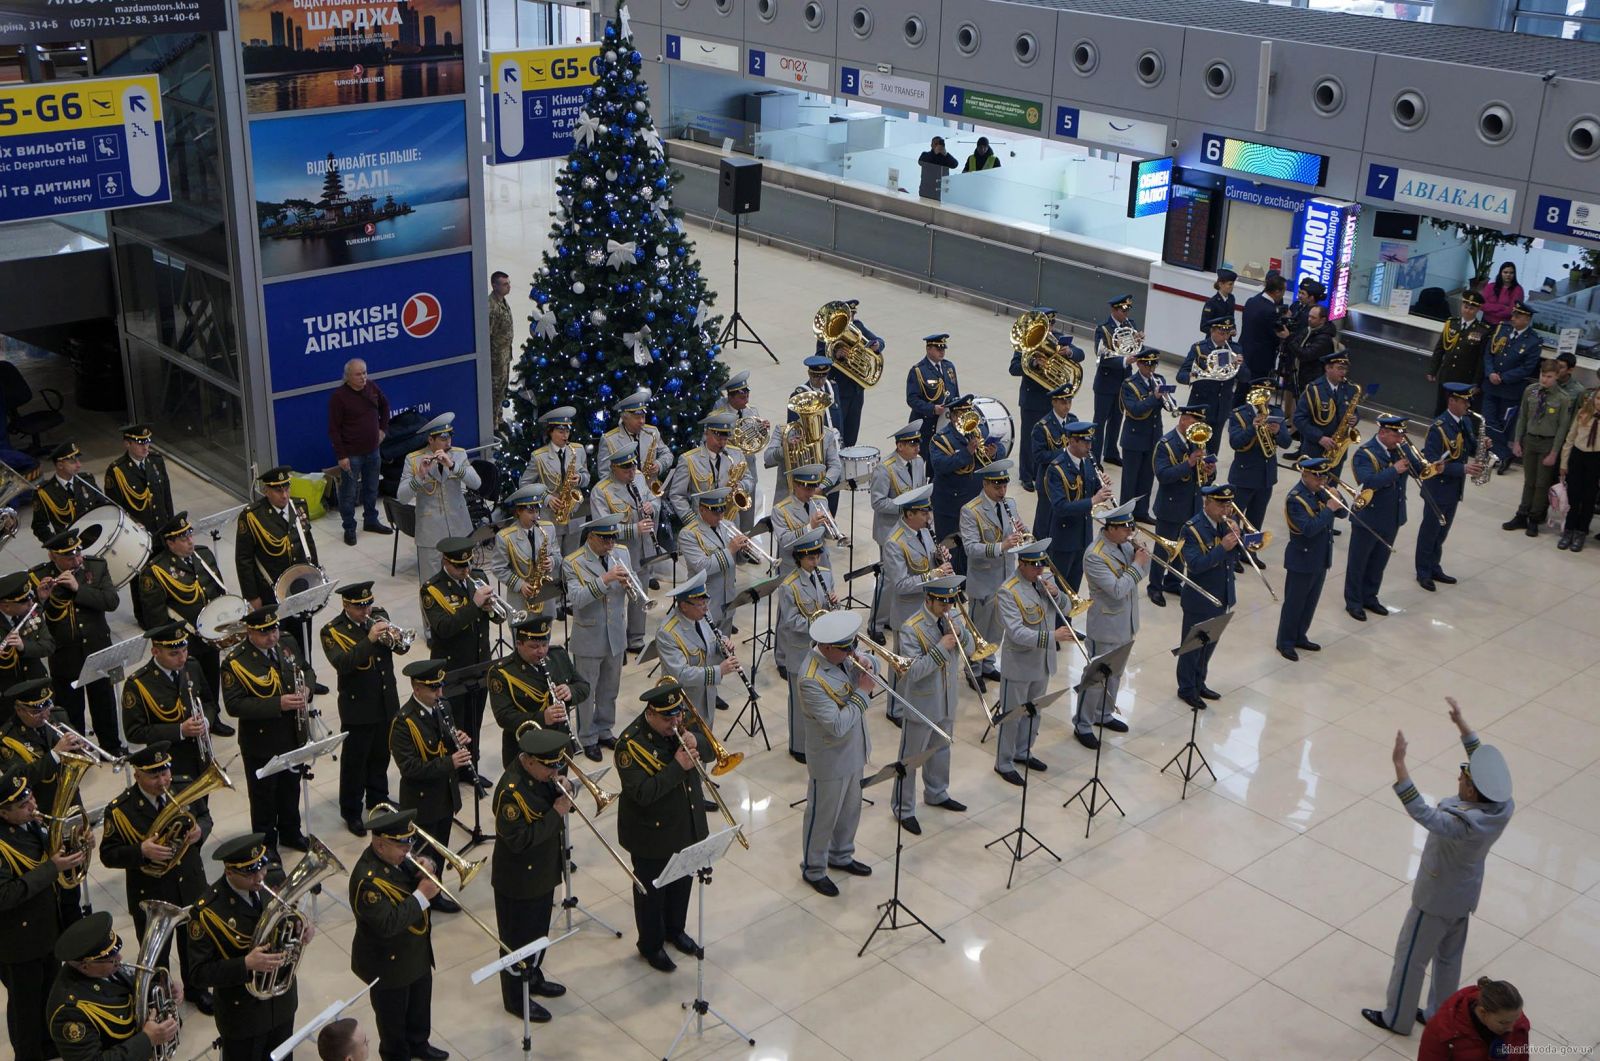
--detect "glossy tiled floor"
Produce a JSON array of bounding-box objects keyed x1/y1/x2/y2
[{"x1": 22, "y1": 159, "x2": 1600, "y2": 1060}]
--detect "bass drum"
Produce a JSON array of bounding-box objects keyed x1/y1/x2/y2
[
  {"x1": 69, "y1": 506, "x2": 153, "y2": 589},
  {"x1": 196, "y1": 595, "x2": 250, "y2": 648},
  {"x1": 970, "y1": 396, "x2": 1015, "y2": 455}
]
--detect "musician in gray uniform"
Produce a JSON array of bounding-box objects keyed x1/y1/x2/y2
[
  {"x1": 666, "y1": 413, "x2": 756, "y2": 526},
  {"x1": 776, "y1": 529, "x2": 832, "y2": 762},
  {"x1": 588, "y1": 449, "x2": 659, "y2": 648},
  {"x1": 676, "y1": 488, "x2": 751, "y2": 627},
  {"x1": 959, "y1": 460, "x2": 1022, "y2": 683},
  {"x1": 711, "y1": 371, "x2": 769, "y2": 535},
  {"x1": 653, "y1": 572, "x2": 737, "y2": 718},
  {"x1": 1365, "y1": 699, "x2": 1515, "y2": 1038},
  {"x1": 489, "y1": 485, "x2": 559, "y2": 622},
  {"x1": 797, "y1": 610, "x2": 876, "y2": 898},
  {"x1": 879, "y1": 485, "x2": 952, "y2": 721},
  {"x1": 891, "y1": 576, "x2": 970, "y2": 833},
  {"x1": 561, "y1": 514, "x2": 632, "y2": 760},
  {"x1": 597, "y1": 390, "x2": 675, "y2": 489},
  {"x1": 1074, "y1": 501, "x2": 1147, "y2": 749},
  {"x1": 764, "y1": 390, "x2": 843, "y2": 505},
  {"x1": 771, "y1": 465, "x2": 832, "y2": 577},
  {"x1": 397, "y1": 413, "x2": 480, "y2": 582},
  {"x1": 869, "y1": 422, "x2": 927, "y2": 639},
  {"x1": 994, "y1": 538, "x2": 1075, "y2": 784},
  {"x1": 525, "y1": 407, "x2": 592, "y2": 560}
]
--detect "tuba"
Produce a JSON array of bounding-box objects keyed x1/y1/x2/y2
[
  {"x1": 1011, "y1": 310, "x2": 1082, "y2": 396},
  {"x1": 141, "y1": 761, "x2": 234, "y2": 877},
  {"x1": 812, "y1": 300, "x2": 883, "y2": 388},
  {"x1": 247, "y1": 835, "x2": 346, "y2": 999},
  {"x1": 44, "y1": 752, "x2": 97, "y2": 888},
  {"x1": 783, "y1": 388, "x2": 832, "y2": 473},
  {"x1": 131, "y1": 900, "x2": 189, "y2": 1061}
]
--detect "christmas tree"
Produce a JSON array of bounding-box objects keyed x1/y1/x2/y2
[{"x1": 498, "y1": 4, "x2": 726, "y2": 484}]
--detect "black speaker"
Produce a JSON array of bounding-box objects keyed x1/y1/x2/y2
[{"x1": 719, "y1": 158, "x2": 762, "y2": 215}]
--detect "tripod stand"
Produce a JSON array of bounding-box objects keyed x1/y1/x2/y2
[
  {"x1": 722, "y1": 584, "x2": 775, "y2": 748},
  {"x1": 659, "y1": 828, "x2": 753, "y2": 1060},
  {"x1": 984, "y1": 690, "x2": 1067, "y2": 889},
  {"x1": 714, "y1": 214, "x2": 778, "y2": 364},
  {"x1": 1064, "y1": 643, "x2": 1130, "y2": 837},
  {"x1": 1163, "y1": 614, "x2": 1230, "y2": 799},
  {"x1": 858, "y1": 748, "x2": 944, "y2": 955}
]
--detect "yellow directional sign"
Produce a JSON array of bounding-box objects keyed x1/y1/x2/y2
[
  {"x1": 488, "y1": 44, "x2": 605, "y2": 164},
  {"x1": 0, "y1": 75, "x2": 162, "y2": 138}
]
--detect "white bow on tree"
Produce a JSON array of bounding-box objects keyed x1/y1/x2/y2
[
  {"x1": 574, "y1": 113, "x2": 603, "y2": 146},
  {"x1": 641, "y1": 128, "x2": 663, "y2": 157},
  {"x1": 532, "y1": 304, "x2": 558, "y2": 340},
  {"x1": 624, "y1": 326, "x2": 654, "y2": 365},
  {"x1": 606, "y1": 238, "x2": 638, "y2": 268},
  {"x1": 693, "y1": 302, "x2": 712, "y2": 328}
]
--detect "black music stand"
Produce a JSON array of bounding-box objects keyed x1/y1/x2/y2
[
  {"x1": 721, "y1": 583, "x2": 776, "y2": 748},
  {"x1": 984, "y1": 688, "x2": 1067, "y2": 889},
  {"x1": 442, "y1": 659, "x2": 496, "y2": 852},
  {"x1": 1064, "y1": 642, "x2": 1132, "y2": 837},
  {"x1": 861, "y1": 560, "x2": 887, "y2": 645},
  {"x1": 1164, "y1": 614, "x2": 1231, "y2": 798},
  {"x1": 858, "y1": 745, "x2": 945, "y2": 955},
  {"x1": 657, "y1": 826, "x2": 754, "y2": 1059},
  {"x1": 738, "y1": 566, "x2": 781, "y2": 669}
]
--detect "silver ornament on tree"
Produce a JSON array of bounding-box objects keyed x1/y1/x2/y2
[
  {"x1": 605, "y1": 169, "x2": 618, "y2": 182},
  {"x1": 572, "y1": 281, "x2": 586, "y2": 294},
  {"x1": 590, "y1": 309, "x2": 607, "y2": 325},
  {"x1": 581, "y1": 176, "x2": 598, "y2": 189},
  {"x1": 585, "y1": 247, "x2": 605, "y2": 267}
]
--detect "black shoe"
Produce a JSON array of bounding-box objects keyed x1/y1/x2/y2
[
  {"x1": 1102, "y1": 718, "x2": 1129, "y2": 733},
  {"x1": 191, "y1": 988, "x2": 214, "y2": 1015},
  {"x1": 642, "y1": 948, "x2": 677, "y2": 973},
  {"x1": 1198, "y1": 688, "x2": 1221, "y2": 701},
  {"x1": 777, "y1": 665, "x2": 789, "y2": 681},
  {"x1": 671, "y1": 931, "x2": 699, "y2": 957},
  {"x1": 1497, "y1": 461, "x2": 1513, "y2": 476},
  {"x1": 994, "y1": 768, "x2": 1024, "y2": 786},
  {"x1": 1296, "y1": 641, "x2": 1321, "y2": 652},
  {"x1": 1021, "y1": 482, "x2": 1035, "y2": 493},
  {"x1": 965, "y1": 671, "x2": 984, "y2": 694},
  {"x1": 700, "y1": 800, "x2": 719, "y2": 813},
  {"x1": 627, "y1": 642, "x2": 645, "y2": 654},
  {"x1": 1417, "y1": 577, "x2": 1436, "y2": 592},
  {"x1": 715, "y1": 697, "x2": 730, "y2": 711},
  {"x1": 1575, "y1": 535, "x2": 1588, "y2": 553},
  {"x1": 344, "y1": 529, "x2": 357, "y2": 546},
  {"x1": 980, "y1": 666, "x2": 1002, "y2": 681},
  {"x1": 209, "y1": 719, "x2": 235, "y2": 737},
  {"x1": 1014, "y1": 756, "x2": 1048, "y2": 772},
  {"x1": 1180, "y1": 692, "x2": 1207, "y2": 711},
  {"x1": 364, "y1": 522, "x2": 394, "y2": 535},
  {"x1": 807, "y1": 875, "x2": 840, "y2": 897},
  {"x1": 790, "y1": 750, "x2": 807, "y2": 764},
  {"x1": 598, "y1": 736, "x2": 618, "y2": 749},
  {"x1": 830, "y1": 860, "x2": 872, "y2": 876},
  {"x1": 1558, "y1": 531, "x2": 1574, "y2": 550},
  {"x1": 1359, "y1": 1009, "x2": 1397, "y2": 1034},
  {"x1": 584, "y1": 744, "x2": 602, "y2": 762},
  {"x1": 1366, "y1": 602, "x2": 1390, "y2": 616},
  {"x1": 532, "y1": 979, "x2": 566, "y2": 998},
  {"x1": 505, "y1": 1000, "x2": 552, "y2": 1022},
  {"x1": 1331, "y1": 527, "x2": 1342, "y2": 537},
  {"x1": 887, "y1": 714, "x2": 903, "y2": 729},
  {"x1": 432, "y1": 895, "x2": 461, "y2": 914},
  {"x1": 314, "y1": 682, "x2": 329, "y2": 695},
  {"x1": 1417, "y1": 1008, "x2": 1427, "y2": 1026},
  {"x1": 344, "y1": 818, "x2": 367, "y2": 837},
  {"x1": 899, "y1": 816, "x2": 922, "y2": 835},
  {"x1": 411, "y1": 1044, "x2": 450, "y2": 1061},
  {"x1": 1232, "y1": 559, "x2": 1245, "y2": 575},
  {"x1": 648, "y1": 578, "x2": 660, "y2": 590},
  {"x1": 1278, "y1": 646, "x2": 1300, "y2": 662},
  {"x1": 869, "y1": 629, "x2": 886, "y2": 646},
  {"x1": 1147, "y1": 591, "x2": 1166, "y2": 608},
  {"x1": 1346, "y1": 607, "x2": 1367, "y2": 622},
  {"x1": 1526, "y1": 523, "x2": 1539, "y2": 538},
  {"x1": 1104, "y1": 455, "x2": 1123, "y2": 467},
  {"x1": 1076, "y1": 731, "x2": 1101, "y2": 750},
  {"x1": 929, "y1": 797, "x2": 967, "y2": 812},
  {"x1": 1503, "y1": 512, "x2": 1529, "y2": 530},
  {"x1": 279, "y1": 833, "x2": 310, "y2": 853},
  {"x1": 1432, "y1": 570, "x2": 1456, "y2": 584}
]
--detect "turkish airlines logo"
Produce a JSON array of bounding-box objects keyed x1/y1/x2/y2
[{"x1": 402, "y1": 293, "x2": 442, "y2": 339}]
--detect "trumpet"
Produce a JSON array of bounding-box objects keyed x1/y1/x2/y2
[
  {"x1": 42, "y1": 717, "x2": 127, "y2": 771},
  {"x1": 471, "y1": 571, "x2": 527, "y2": 625},
  {"x1": 613, "y1": 559, "x2": 657, "y2": 610},
  {"x1": 810, "y1": 497, "x2": 849, "y2": 546},
  {"x1": 671, "y1": 709, "x2": 749, "y2": 850},
  {"x1": 182, "y1": 680, "x2": 211, "y2": 764},
  {"x1": 376, "y1": 623, "x2": 417, "y2": 651},
  {"x1": 736, "y1": 532, "x2": 779, "y2": 568}
]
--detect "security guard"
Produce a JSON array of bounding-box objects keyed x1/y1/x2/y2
[
  {"x1": 491, "y1": 727, "x2": 572, "y2": 1019},
  {"x1": 1075, "y1": 502, "x2": 1146, "y2": 749},
  {"x1": 1151, "y1": 406, "x2": 1210, "y2": 607},
  {"x1": 1276, "y1": 458, "x2": 1346, "y2": 662},
  {"x1": 1344, "y1": 415, "x2": 1410, "y2": 621},
  {"x1": 614, "y1": 680, "x2": 709, "y2": 971},
  {"x1": 490, "y1": 485, "x2": 559, "y2": 622},
  {"x1": 1011, "y1": 307, "x2": 1081, "y2": 491},
  {"x1": 0, "y1": 763, "x2": 80, "y2": 1061},
  {"x1": 931, "y1": 393, "x2": 1008, "y2": 567},
  {"x1": 397, "y1": 413, "x2": 480, "y2": 581},
  {"x1": 588, "y1": 449, "x2": 660, "y2": 647},
  {"x1": 322, "y1": 582, "x2": 403, "y2": 835},
  {"x1": 187, "y1": 834, "x2": 302, "y2": 1061},
  {"x1": 993, "y1": 538, "x2": 1072, "y2": 784},
  {"x1": 526, "y1": 406, "x2": 592, "y2": 559},
  {"x1": 104, "y1": 423, "x2": 174, "y2": 536},
  {"x1": 1029, "y1": 385, "x2": 1081, "y2": 536},
  {"x1": 1092, "y1": 295, "x2": 1142, "y2": 467},
  {"x1": 488, "y1": 614, "x2": 587, "y2": 768},
  {"x1": 1177, "y1": 318, "x2": 1240, "y2": 454},
  {"x1": 98, "y1": 742, "x2": 211, "y2": 1012},
  {"x1": 420, "y1": 536, "x2": 494, "y2": 785},
  {"x1": 349, "y1": 807, "x2": 445, "y2": 1061},
  {"x1": 675, "y1": 488, "x2": 748, "y2": 630},
  {"x1": 776, "y1": 529, "x2": 833, "y2": 762},
  {"x1": 654, "y1": 572, "x2": 737, "y2": 719},
  {"x1": 139, "y1": 511, "x2": 231, "y2": 701},
  {"x1": 1481, "y1": 300, "x2": 1544, "y2": 466},
  {"x1": 1426, "y1": 290, "x2": 1489, "y2": 414},
  {"x1": 868, "y1": 423, "x2": 926, "y2": 639},
  {"x1": 820, "y1": 297, "x2": 883, "y2": 448},
  {"x1": 1044, "y1": 423, "x2": 1112, "y2": 594},
  {"x1": 561, "y1": 514, "x2": 631, "y2": 760},
  {"x1": 48, "y1": 910, "x2": 178, "y2": 1060},
  {"x1": 222, "y1": 606, "x2": 313, "y2": 858},
  {"x1": 32, "y1": 528, "x2": 122, "y2": 756},
  {"x1": 797, "y1": 612, "x2": 874, "y2": 897},
  {"x1": 1226, "y1": 380, "x2": 1293, "y2": 549},
  {"x1": 906, "y1": 334, "x2": 960, "y2": 455},
  {"x1": 31, "y1": 441, "x2": 103, "y2": 545},
  {"x1": 892, "y1": 575, "x2": 971, "y2": 834},
  {"x1": 0, "y1": 571, "x2": 54, "y2": 688},
  {"x1": 959, "y1": 461, "x2": 1021, "y2": 682},
  {"x1": 122, "y1": 624, "x2": 217, "y2": 790},
  {"x1": 235, "y1": 466, "x2": 321, "y2": 669},
  {"x1": 1293, "y1": 350, "x2": 1360, "y2": 478},
  {"x1": 597, "y1": 390, "x2": 675, "y2": 496},
  {"x1": 1366, "y1": 701, "x2": 1514, "y2": 1037},
  {"x1": 1176, "y1": 485, "x2": 1239, "y2": 710},
  {"x1": 390, "y1": 658, "x2": 469, "y2": 857},
  {"x1": 1416, "y1": 384, "x2": 1485, "y2": 592},
  {"x1": 1118, "y1": 350, "x2": 1166, "y2": 524}
]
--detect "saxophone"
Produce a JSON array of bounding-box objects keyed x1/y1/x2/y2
[
  {"x1": 131, "y1": 900, "x2": 189, "y2": 1061},
  {"x1": 140, "y1": 760, "x2": 233, "y2": 877},
  {"x1": 44, "y1": 752, "x2": 96, "y2": 888},
  {"x1": 1324, "y1": 382, "x2": 1365, "y2": 467},
  {"x1": 247, "y1": 835, "x2": 345, "y2": 999},
  {"x1": 549, "y1": 459, "x2": 582, "y2": 523},
  {"x1": 1469, "y1": 410, "x2": 1498, "y2": 485}
]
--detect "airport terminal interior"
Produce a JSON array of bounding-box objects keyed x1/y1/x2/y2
[{"x1": 4, "y1": 0, "x2": 1600, "y2": 1059}]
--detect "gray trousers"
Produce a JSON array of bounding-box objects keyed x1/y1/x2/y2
[
  {"x1": 892, "y1": 708, "x2": 950, "y2": 818},
  {"x1": 574, "y1": 651, "x2": 622, "y2": 746},
  {"x1": 967, "y1": 593, "x2": 1002, "y2": 673},
  {"x1": 800, "y1": 774, "x2": 861, "y2": 880},
  {"x1": 994, "y1": 676, "x2": 1048, "y2": 769},
  {"x1": 786, "y1": 671, "x2": 806, "y2": 756},
  {"x1": 1383, "y1": 904, "x2": 1470, "y2": 1034},
  {"x1": 1074, "y1": 635, "x2": 1129, "y2": 735}
]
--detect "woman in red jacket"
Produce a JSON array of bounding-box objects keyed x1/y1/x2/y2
[{"x1": 1418, "y1": 977, "x2": 1529, "y2": 1060}]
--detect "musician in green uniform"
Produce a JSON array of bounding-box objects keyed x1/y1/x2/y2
[
  {"x1": 187, "y1": 833, "x2": 305, "y2": 1061},
  {"x1": 31, "y1": 528, "x2": 122, "y2": 756},
  {"x1": 222, "y1": 606, "x2": 314, "y2": 861},
  {"x1": 349, "y1": 807, "x2": 445, "y2": 1061},
  {"x1": 138, "y1": 512, "x2": 232, "y2": 708},
  {"x1": 487, "y1": 614, "x2": 588, "y2": 770},
  {"x1": 0, "y1": 763, "x2": 85, "y2": 1061},
  {"x1": 1, "y1": 677, "x2": 88, "y2": 929},
  {"x1": 105, "y1": 425, "x2": 174, "y2": 630},
  {"x1": 321, "y1": 582, "x2": 404, "y2": 836},
  {"x1": 0, "y1": 571, "x2": 55, "y2": 688},
  {"x1": 419, "y1": 537, "x2": 494, "y2": 788},
  {"x1": 98, "y1": 742, "x2": 213, "y2": 1013},
  {"x1": 614, "y1": 680, "x2": 708, "y2": 973},
  {"x1": 48, "y1": 910, "x2": 180, "y2": 1061},
  {"x1": 491, "y1": 726, "x2": 573, "y2": 1019},
  {"x1": 235, "y1": 467, "x2": 322, "y2": 685},
  {"x1": 31, "y1": 441, "x2": 103, "y2": 545},
  {"x1": 122, "y1": 624, "x2": 218, "y2": 805},
  {"x1": 389, "y1": 659, "x2": 469, "y2": 868}
]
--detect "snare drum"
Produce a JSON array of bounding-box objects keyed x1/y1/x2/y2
[
  {"x1": 839, "y1": 445, "x2": 880, "y2": 485},
  {"x1": 197, "y1": 595, "x2": 249, "y2": 647},
  {"x1": 69, "y1": 506, "x2": 153, "y2": 589}
]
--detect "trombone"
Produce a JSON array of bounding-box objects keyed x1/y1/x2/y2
[
  {"x1": 1037, "y1": 558, "x2": 1094, "y2": 665},
  {"x1": 1225, "y1": 503, "x2": 1279, "y2": 602},
  {"x1": 1128, "y1": 529, "x2": 1223, "y2": 608},
  {"x1": 671, "y1": 706, "x2": 749, "y2": 850},
  {"x1": 845, "y1": 639, "x2": 953, "y2": 743},
  {"x1": 1397, "y1": 438, "x2": 1450, "y2": 527},
  {"x1": 946, "y1": 601, "x2": 1001, "y2": 727},
  {"x1": 1316, "y1": 484, "x2": 1396, "y2": 554},
  {"x1": 370, "y1": 802, "x2": 511, "y2": 956}
]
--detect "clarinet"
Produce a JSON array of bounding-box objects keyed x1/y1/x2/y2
[
  {"x1": 534, "y1": 659, "x2": 570, "y2": 732},
  {"x1": 436, "y1": 700, "x2": 488, "y2": 787},
  {"x1": 710, "y1": 620, "x2": 759, "y2": 702}
]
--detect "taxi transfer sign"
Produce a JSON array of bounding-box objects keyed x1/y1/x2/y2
[{"x1": 0, "y1": 74, "x2": 170, "y2": 224}]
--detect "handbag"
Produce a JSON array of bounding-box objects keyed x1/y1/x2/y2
[{"x1": 1547, "y1": 479, "x2": 1570, "y2": 531}]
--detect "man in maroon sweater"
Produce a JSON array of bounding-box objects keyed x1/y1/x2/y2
[{"x1": 328, "y1": 358, "x2": 394, "y2": 545}]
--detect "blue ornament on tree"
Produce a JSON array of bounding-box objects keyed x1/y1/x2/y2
[
  {"x1": 645, "y1": 311, "x2": 656, "y2": 322},
  {"x1": 608, "y1": 211, "x2": 620, "y2": 224},
  {"x1": 605, "y1": 22, "x2": 615, "y2": 37},
  {"x1": 655, "y1": 178, "x2": 668, "y2": 191},
  {"x1": 536, "y1": 357, "x2": 548, "y2": 367},
  {"x1": 598, "y1": 384, "x2": 613, "y2": 398},
  {"x1": 664, "y1": 375, "x2": 681, "y2": 394},
  {"x1": 582, "y1": 200, "x2": 593, "y2": 210},
  {"x1": 569, "y1": 160, "x2": 581, "y2": 171},
  {"x1": 631, "y1": 50, "x2": 642, "y2": 62},
  {"x1": 624, "y1": 113, "x2": 637, "y2": 126}
]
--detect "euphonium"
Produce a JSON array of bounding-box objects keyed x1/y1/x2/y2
[
  {"x1": 132, "y1": 900, "x2": 189, "y2": 1061},
  {"x1": 141, "y1": 760, "x2": 233, "y2": 877},
  {"x1": 45, "y1": 751, "x2": 96, "y2": 888},
  {"x1": 1011, "y1": 310, "x2": 1082, "y2": 396},
  {"x1": 247, "y1": 835, "x2": 345, "y2": 999},
  {"x1": 812, "y1": 300, "x2": 884, "y2": 387},
  {"x1": 783, "y1": 388, "x2": 832, "y2": 472}
]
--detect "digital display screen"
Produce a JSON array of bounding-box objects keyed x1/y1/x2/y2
[
  {"x1": 1201, "y1": 133, "x2": 1329, "y2": 188},
  {"x1": 1127, "y1": 156, "x2": 1174, "y2": 219},
  {"x1": 1163, "y1": 184, "x2": 1216, "y2": 272}
]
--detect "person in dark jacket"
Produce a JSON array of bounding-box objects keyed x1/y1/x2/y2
[
  {"x1": 1199, "y1": 268, "x2": 1236, "y2": 337},
  {"x1": 916, "y1": 137, "x2": 958, "y2": 199},
  {"x1": 1287, "y1": 304, "x2": 1339, "y2": 409},
  {"x1": 1236, "y1": 271, "x2": 1290, "y2": 407},
  {"x1": 1425, "y1": 291, "x2": 1489, "y2": 415},
  {"x1": 1416, "y1": 977, "x2": 1529, "y2": 1061},
  {"x1": 328, "y1": 359, "x2": 394, "y2": 545}
]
